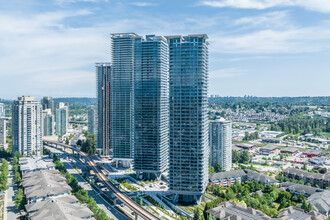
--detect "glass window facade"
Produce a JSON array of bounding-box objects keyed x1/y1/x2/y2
[
  {"x1": 110, "y1": 34, "x2": 142, "y2": 160},
  {"x1": 12, "y1": 96, "x2": 43, "y2": 156},
  {"x1": 55, "y1": 102, "x2": 68, "y2": 136},
  {"x1": 209, "y1": 119, "x2": 232, "y2": 171},
  {"x1": 134, "y1": 35, "x2": 169, "y2": 179},
  {"x1": 96, "y1": 63, "x2": 111, "y2": 154},
  {"x1": 166, "y1": 35, "x2": 209, "y2": 203}
]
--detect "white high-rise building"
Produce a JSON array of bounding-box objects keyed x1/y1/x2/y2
[
  {"x1": 209, "y1": 118, "x2": 232, "y2": 171},
  {"x1": 42, "y1": 109, "x2": 54, "y2": 136},
  {"x1": 0, "y1": 118, "x2": 7, "y2": 149},
  {"x1": 0, "y1": 103, "x2": 5, "y2": 118},
  {"x1": 12, "y1": 96, "x2": 43, "y2": 156},
  {"x1": 55, "y1": 102, "x2": 69, "y2": 136}
]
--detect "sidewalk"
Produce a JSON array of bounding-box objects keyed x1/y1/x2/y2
[{"x1": 5, "y1": 164, "x2": 18, "y2": 220}]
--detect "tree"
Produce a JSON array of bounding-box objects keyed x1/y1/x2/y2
[
  {"x1": 207, "y1": 213, "x2": 214, "y2": 220},
  {"x1": 14, "y1": 171, "x2": 22, "y2": 185},
  {"x1": 301, "y1": 200, "x2": 308, "y2": 211},
  {"x1": 225, "y1": 188, "x2": 235, "y2": 200},
  {"x1": 76, "y1": 139, "x2": 83, "y2": 147},
  {"x1": 194, "y1": 208, "x2": 204, "y2": 220},
  {"x1": 15, "y1": 188, "x2": 25, "y2": 210},
  {"x1": 81, "y1": 134, "x2": 96, "y2": 154},
  {"x1": 307, "y1": 202, "x2": 313, "y2": 211},
  {"x1": 302, "y1": 162, "x2": 307, "y2": 171},
  {"x1": 209, "y1": 165, "x2": 215, "y2": 174},
  {"x1": 241, "y1": 150, "x2": 250, "y2": 164},
  {"x1": 298, "y1": 194, "x2": 306, "y2": 203},
  {"x1": 215, "y1": 163, "x2": 222, "y2": 173}
]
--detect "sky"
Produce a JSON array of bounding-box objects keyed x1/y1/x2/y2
[{"x1": 0, "y1": 0, "x2": 330, "y2": 99}]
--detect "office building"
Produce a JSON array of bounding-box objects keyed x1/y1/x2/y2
[
  {"x1": 209, "y1": 118, "x2": 232, "y2": 171},
  {"x1": 55, "y1": 102, "x2": 68, "y2": 136},
  {"x1": 134, "y1": 35, "x2": 169, "y2": 180},
  {"x1": 12, "y1": 96, "x2": 43, "y2": 156},
  {"x1": 42, "y1": 109, "x2": 54, "y2": 136},
  {"x1": 0, "y1": 103, "x2": 5, "y2": 117},
  {"x1": 110, "y1": 33, "x2": 141, "y2": 167},
  {"x1": 42, "y1": 96, "x2": 54, "y2": 115},
  {"x1": 0, "y1": 118, "x2": 7, "y2": 149},
  {"x1": 166, "y1": 34, "x2": 209, "y2": 203},
  {"x1": 88, "y1": 106, "x2": 96, "y2": 135},
  {"x1": 96, "y1": 63, "x2": 111, "y2": 155}
]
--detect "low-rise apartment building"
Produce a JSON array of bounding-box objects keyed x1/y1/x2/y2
[
  {"x1": 209, "y1": 170, "x2": 279, "y2": 187},
  {"x1": 279, "y1": 182, "x2": 330, "y2": 215},
  {"x1": 22, "y1": 170, "x2": 72, "y2": 204},
  {"x1": 25, "y1": 195, "x2": 95, "y2": 220},
  {"x1": 283, "y1": 167, "x2": 330, "y2": 189},
  {"x1": 206, "y1": 201, "x2": 326, "y2": 220},
  {"x1": 19, "y1": 157, "x2": 55, "y2": 174}
]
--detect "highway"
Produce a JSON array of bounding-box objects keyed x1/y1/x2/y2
[{"x1": 44, "y1": 140, "x2": 161, "y2": 220}]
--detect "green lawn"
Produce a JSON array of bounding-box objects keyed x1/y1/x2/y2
[{"x1": 319, "y1": 132, "x2": 330, "y2": 138}]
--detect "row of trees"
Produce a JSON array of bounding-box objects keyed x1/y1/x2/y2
[
  {"x1": 12, "y1": 152, "x2": 26, "y2": 211},
  {"x1": 203, "y1": 180, "x2": 311, "y2": 219},
  {"x1": 209, "y1": 163, "x2": 223, "y2": 174},
  {"x1": 270, "y1": 116, "x2": 330, "y2": 135},
  {"x1": 53, "y1": 156, "x2": 113, "y2": 220},
  {"x1": 232, "y1": 150, "x2": 250, "y2": 164},
  {"x1": 76, "y1": 134, "x2": 96, "y2": 155},
  {"x1": 243, "y1": 131, "x2": 259, "y2": 141},
  {"x1": 0, "y1": 160, "x2": 9, "y2": 192}
]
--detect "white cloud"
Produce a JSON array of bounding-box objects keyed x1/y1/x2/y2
[
  {"x1": 200, "y1": 0, "x2": 330, "y2": 13},
  {"x1": 233, "y1": 11, "x2": 292, "y2": 29},
  {"x1": 209, "y1": 20, "x2": 330, "y2": 54},
  {"x1": 54, "y1": 0, "x2": 108, "y2": 6},
  {"x1": 210, "y1": 68, "x2": 245, "y2": 78},
  {"x1": 131, "y1": 2, "x2": 157, "y2": 7}
]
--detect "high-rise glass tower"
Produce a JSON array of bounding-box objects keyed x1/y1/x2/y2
[
  {"x1": 12, "y1": 96, "x2": 43, "y2": 156},
  {"x1": 42, "y1": 96, "x2": 55, "y2": 115},
  {"x1": 88, "y1": 106, "x2": 96, "y2": 135},
  {"x1": 42, "y1": 109, "x2": 54, "y2": 136},
  {"x1": 96, "y1": 63, "x2": 111, "y2": 155},
  {"x1": 166, "y1": 34, "x2": 209, "y2": 204},
  {"x1": 110, "y1": 33, "x2": 142, "y2": 167},
  {"x1": 209, "y1": 119, "x2": 232, "y2": 171},
  {"x1": 134, "y1": 35, "x2": 169, "y2": 179},
  {"x1": 55, "y1": 102, "x2": 68, "y2": 136}
]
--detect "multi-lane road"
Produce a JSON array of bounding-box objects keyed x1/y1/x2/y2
[{"x1": 44, "y1": 140, "x2": 161, "y2": 220}]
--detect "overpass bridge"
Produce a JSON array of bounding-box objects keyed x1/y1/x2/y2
[{"x1": 43, "y1": 140, "x2": 161, "y2": 220}]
